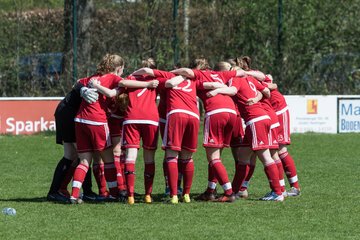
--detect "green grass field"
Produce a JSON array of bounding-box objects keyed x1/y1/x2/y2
[{"x1": 0, "y1": 133, "x2": 359, "y2": 239}]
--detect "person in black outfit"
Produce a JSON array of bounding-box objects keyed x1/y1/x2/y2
[{"x1": 47, "y1": 82, "x2": 99, "y2": 202}]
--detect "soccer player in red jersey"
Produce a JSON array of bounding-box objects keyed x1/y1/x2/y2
[
  {"x1": 69, "y1": 54, "x2": 126, "y2": 203},
  {"x1": 207, "y1": 71, "x2": 284, "y2": 201},
  {"x1": 132, "y1": 59, "x2": 202, "y2": 204},
  {"x1": 265, "y1": 74, "x2": 301, "y2": 196},
  {"x1": 116, "y1": 59, "x2": 165, "y2": 205},
  {"x1": 172, "y1": 60, "x2": 247, "y2": 202}
]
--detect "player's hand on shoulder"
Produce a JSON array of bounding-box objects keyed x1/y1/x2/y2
[{"x1": 80, "y1": 87, "x2": 99, "y2": 104}]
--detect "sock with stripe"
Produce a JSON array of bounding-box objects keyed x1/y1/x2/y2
[
  {"x1": 264, "y1": 162, "x2": 282, "y2": 195},
  {"x1": 279, "y1": 150, "x2": 300, "y2": 189},
  {"x1": 210, "y1": 158, "x2": 232, "y2": 195},
  {"x1": 104, "y1": 162, "x2": 119, "y2": 198},
  {"x1": 93, "y1": 163, "x2": 108, "y2": 196},
  {"x1": 71, "y1": 163, "x2": 89, "y2": 199}
]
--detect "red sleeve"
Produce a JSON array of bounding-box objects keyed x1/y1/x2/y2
[
  {"x1": 220, "y1": 70, "x2": 237, "y2": 84},
  {"x1": 153, "y1": 69, "x2": 175, "y2": 79},
  {"x1": 250, "y1": 77, "x2": 266, "y2": 91}
]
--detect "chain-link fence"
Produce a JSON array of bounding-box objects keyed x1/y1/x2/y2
[{"x1": 1, "y1": 0, "x2": 360, "y2": 97}]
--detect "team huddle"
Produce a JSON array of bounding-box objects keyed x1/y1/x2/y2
[{"x1": 47, "y1": 54, "x2": 300, "y2": 204}]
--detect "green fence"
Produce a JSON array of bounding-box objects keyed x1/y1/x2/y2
[{"x1": 1, "y1": 0, "x2": 360, "y2": 97}]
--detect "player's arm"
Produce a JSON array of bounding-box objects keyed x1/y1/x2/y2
[
  {"x1": 119, "y1": 79, "x2": 159, "y2": 88},
  {"x1": 206, "y1": 86, "x2": 237, "y2": 97},
  {"x1": 261, "y1": 87, "x2": 271, "y2": 98},
  {"x1": 170, "y1": 68, "x2": 195, "y2": 79},
  {"x1": 265, "y1": 82, "x2": 278, "y2": 90},
  {"x1": 131, "y1": 67, "x2": 155, "y2": 77},
  {"x1": 246, "y1": 91, "x2": 263, "y2": 105},
  {"x1": 245, "y1": 70, "x2": 266, "y2": 81},
  {"x1": 202, "y1": 82, "x2": 226, "y2": 89},
  {"x1": 89, "y1": 79, "x2": 118, "y2": 97},
  {"x1": 165, "y1": 75, "x2": 186, "y2": 88}
]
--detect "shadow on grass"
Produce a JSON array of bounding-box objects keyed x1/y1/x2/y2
[{"x1": 0, "y1": 197, "x2": 47, "y2": 203}]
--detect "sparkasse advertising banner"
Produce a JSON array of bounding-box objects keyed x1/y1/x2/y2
[
  {"x1": 0, "y1": 98, "x2": 61, "y2": 135},
  {"x1": 338, "y1": 98, "x2": 360, "y2": 133},
  {"x1": 285, "y1": 95, "x2": 338, "y2": 133}
]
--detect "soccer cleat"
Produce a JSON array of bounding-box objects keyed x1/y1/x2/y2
[
  {"x1": 144, "y1": 195, "x2": 152, "y2": 204},
  {"x1": 260, "y1": 192, "x2": 284, "y2": 202},
  {"x1": 70, "y1": 196, "x2": 83, "y2": 204},
  {"x1": 234, "y1": 189, "x2": 249, "y2": 199},
  {"x1": 282, "y1": 191, "x2": 288, "y2": 198},
  {"x1": 195, "y1": 191, "x2": 216, "y2": 201},
  {"x1": 47, "y1": 192, "x2": 70, "y2": 203},
  {"x1": 169, "y1": 195, "x2": 179, "y2": 204},
  {"x1": 82, "y1": 191, "x2": 103, "y2": 202},
  {"x1": 58, "y1": 189, "x2": 70, "y2": 198},
  {"x1": 216, "y1": 194, "x2": 236, "y2": 203},
  {"x1": 182, "y1": 194, "x2": 191, "y2": 203},
  {"x1": 287, "y1": 187, "x2": 301, "y2": 197},
  {"x1": 127, "y1": 196, "x2": 135, "y2": 205},
  {"x1": 118, "y1": 190, "x2": 128, "y2": 203}
]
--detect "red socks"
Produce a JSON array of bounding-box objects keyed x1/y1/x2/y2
[
  {"x1": 279, "y1": 151, "x2": 300, "y2": 189},
  {"x1": 71, "y1": 163, "x2": 89, "y2": 199},
  {"x1": 114, "y1": 155, "x2": 126, "y2": 191},
  {"x1": 210, "y1": 159, "x2": 232, "y2": 195},
  {"x1": 232, "y1": 163, "x2": 249, "y2": 193},
  {"x1": 264, "y1": 162, "x2": 282, "y2": 195},
  {"x1": 125, "y1": 162, "x2": 136, "y2": 197},
  {"x1": 240, "y1": 164, "x2": 255, "y2": 191},
  {"x1": 166, "y1": 157, "x2": 179, "y2": 196},
  {"x1": 144, "y1": 162, "x2": 155, "y2": 195},
  {"x1": 93, "y1": 163, "x2": 108, "y2": 196},
  {"x1": 179, "y1": 158, "x2": 194, "y2": 195}
]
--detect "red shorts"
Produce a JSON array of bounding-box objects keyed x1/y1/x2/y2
[
  {"x1": 122, "y1": 123, "x2": 159, "y2": 150},
  {"x1": 241, "y1": 116, "x2": 271, "y2": 151},
  {"x1": 75, "y1": 122, "x2": 112, "y2": 153},
  {"x1": 108, "y1": 117, "x2": 124, "y2": 137},
  {"x1": 203, "y1": 111, "x2": 237, "y2": 148},
  {"x1": 163, "y1": 112, "x2": 200, "y2": 152},
  {"x1": 276, "y1": 107, "x2": 291, "y2": 145},
  {"x1": 230, "y1": 114, "x2": 245, "y2": 148},
  {"x1": 269, "y1": 127, "x2": 279, "y2": 149}
]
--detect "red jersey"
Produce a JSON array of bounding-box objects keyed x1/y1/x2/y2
[
  {"x1": 153, "y1": 70, "x2": 199, "y2": 119},
  {"x1": 124, "y1": 74, "x2": 166, "y2": 125},
  {"x1": 230, "y1": 76, "x2": 268, "y2": 122},
  {"x1": 193, "y1": 69, "x2": 237, "y2": 114},
  {"x1": 75, "y1": 73, "x2": 121, "y2": 124}
]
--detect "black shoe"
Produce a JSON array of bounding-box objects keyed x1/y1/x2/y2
[
  {"x1": 47, "y1": 192, "x2": 70, "y2": 203},
  {"x1": 118, "y1": 190, "x2": 128, "y2": 203},
  {"x1": 194, "y1": 191, "x2": 216, "y2": 201},
  {"x1": 82, "y1": 191, "x2": 105, "y2": 202}
]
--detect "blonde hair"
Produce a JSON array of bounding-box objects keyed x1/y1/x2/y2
[
  {"x1": 141, "y1": 57, "x2": 156, "y2": 69},
  {"x1": 190, "y1": 57, "x2": 210, "y2": 70},
  {"x1": 96, "y1": 54, "x2": 124, "y2": 75},
  {"x1": 214, "y1": 61, "x2": 231, "y2": 71}
]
